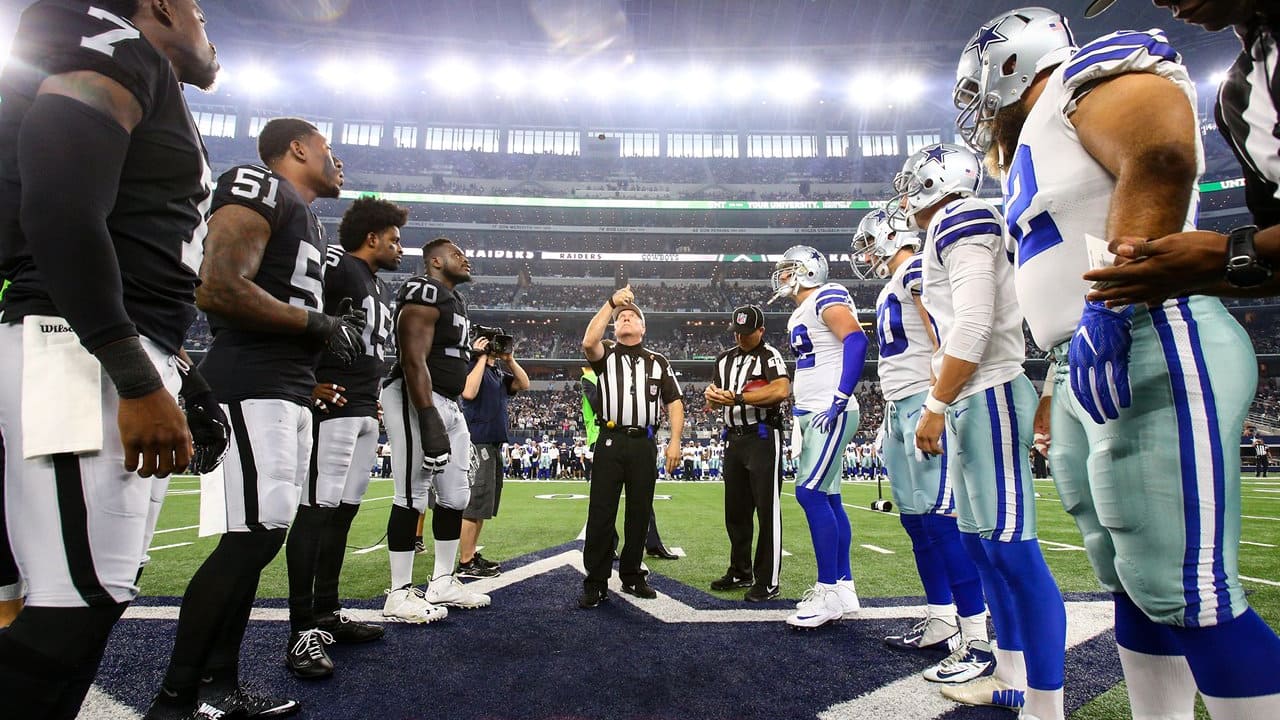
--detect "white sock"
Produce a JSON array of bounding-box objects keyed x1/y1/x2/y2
[
  {"x1": 389, "y1": 550, "x2": 415, "y2": 590},
  {"x1": 433, "y1": 539, "x2": 460, "y2": 580},
  {"x1": 993, "y1": 644, "x2": 1027, "y2": 689},
  {"x1": 927, "y1": 603, "x2": 956, "y2": 621},
  {"x1": 959, "y1": 612, "x2": 989, "y2": 642},
  {"x1": 1117, "y1": 646, "x2": 1196, "y2": 720},
  {"x1": 1024, "y1": 687, "x2": 1064, "y2": 720},
  {"x1": 1200, "y1": 692, "x2": 1280, "y2": 720}
]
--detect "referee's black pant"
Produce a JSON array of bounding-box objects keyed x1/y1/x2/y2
[
  {"x1": 583, "y1": 431, "x2": 656, "y2": 590},
  {"x1": 1258, "y1": 456, "x2": 1270, "y2": 478},
  {"x1": 722, "y1": 426, "x2": 783, "y2": 590}
]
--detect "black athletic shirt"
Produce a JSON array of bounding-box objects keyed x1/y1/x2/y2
[
  {"x1": 199, "y1": 164, "x2": 326, "y2": 406},
  {"x1": 0, "y1": 0, "x2": 210, "y2": 354},
  {"x1": 1216, "y1": 21, "x2": 1280, "y2": 229},
  {"x1": 386, "y1": 275, "x2": 471, "y2": 400},
  {"x1": 316, "y1": 247, "x2": 392, "y2": 419}
]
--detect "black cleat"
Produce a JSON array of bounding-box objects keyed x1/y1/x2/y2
[
  {"x1": 621, "y1": 579, "x2": 658, "y2": 599},
  {"x1": 578, "y1": 586, "x2": 608, "y2": 609},
  {"x1": 744, "y1": 584, "x2": 780, "y2": 602},
  {"x1": 317, "y1": 609, "x2": 385, "y2": 644},
  {"x1": 710, "y1": 573, "x2": 753, "y2": 591},
  {"x1": 457, "y1": 558, "x2": 501, "y2": 578},
  {"x1": 198, "y1": 684, "x2": 301, "y2": 719},
  {"x1": 472, "y1": 552, "x2": 502, "y2": 570},
  {"x1": 646, "y1": 545, "x2": 679, "y2": 560},
  {"x1": 286, "y1": 628, "x2": 335, "y2": 680}
]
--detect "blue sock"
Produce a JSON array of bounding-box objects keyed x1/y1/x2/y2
[
  {"x1": 1169, "y1": 608, "x2": 1280, "y2": 697},
  {"x1": 1114, "y1": 592, "x2": 1182, "y2": 655},
  {"x1": 961, "y1": 532, "x2": 1022, "y2": 651},
  {"x1": 983, "y1": 538, "x2": 1066, "y2": 691},
  {"x1": 923, "y1": 514, "x2": 984, "y2": 617},
  {"x1": 900, "y1": 514, "x2": 953, "y2": 605},
  {"x1": 795, "y1": 486, "x2": 838, "y2": 584},
  {"x1": 827, "y1": 493, "x2": 852, "y2": 581}
]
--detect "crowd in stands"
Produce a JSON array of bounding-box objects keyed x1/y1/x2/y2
[{"x1": 1251, "y1": 378, "x2": 1280, "y2": 429}]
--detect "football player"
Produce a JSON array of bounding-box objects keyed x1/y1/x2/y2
[
  {"x1": 852, "y1": 211, "x2": 989, "y2": 657},
  {"x1": 895, "y1": 143, "x2": 1067, "y2": 717},
  {"x1": 380, "y1": 238, "x2": 490, "y2": 623},
  {"x1": 771, "y1": 245, "x2": 868, "y2": 629},
  {"x1": 146, "y1": 118, "x2": 364, "y2": 720},
  {"x1": 0, "y1": 1, "x2": 222, "y2": 717},
  {"x1": 957, "y1": 7, "x2": 1280, "y2": 718},
  {"x1": 283, "y1": 197, "x2": 406, "y2": 678}
]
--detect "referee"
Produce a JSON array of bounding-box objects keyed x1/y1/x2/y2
[
  {"x1": 1083, "y1": 1, "x2": 1280, "y2": 299},
  {"x1": 578, "y1": 285, "x2": 684, "y2": 609},
  {"x1": 705, "y1": 306, "x2": 790, "y2": 601}
]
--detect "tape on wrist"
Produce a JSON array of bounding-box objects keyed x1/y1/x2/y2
[{"x1": 924, "y1": 393, "x2": 949, "y2": 416}]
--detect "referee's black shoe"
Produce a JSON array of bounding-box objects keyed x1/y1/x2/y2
[
  {"x1": 286, "y1": 628, "x2": 335, "y2": 679},
  {"x1": 646, "y1": 545, "x2": 679, "y2": 560},
  {"x1": 578, "y1": 586, "x2": 608, "y2": 609},
  {"x1": 317, "y1": 609, "x2": 385, "y2": 644},
  {"x1": 621, "y1": 578, "x2": 658, "y2": 599},
  {"x1": 710, "y1": 573, "x2": 753, "y2": 591},
  {"x1": 745, "y1": 584, "x2": 780, "y2": 602}
]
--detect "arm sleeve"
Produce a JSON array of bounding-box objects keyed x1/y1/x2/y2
[
  {"x1": 837, "y1": 332, "x2": 868, "y2": 397},
  {"x1": 942, "y1": 243, "x2": 997, "y2": 364},
  {"x1": 17, "y1": 94, "x2": 135, "y2": 351}
]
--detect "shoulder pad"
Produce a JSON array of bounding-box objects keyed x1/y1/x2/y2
[
  {"x1": 324, "y1": 245, "x2": 346, "y2": 270},
  {"x1": 398, "y1": 275, "x2": 448, "y2": 306},
  {"x1": 212, "y1": 165, "x2": 288, "y2": 227},
  {"x1": 901, "y1": 252, "x2": 925, "y2": 293},
  {"x1": 930, "y1": 198, "x2": 1004, "y2": 262},
  {"x1": 1060, "y1": 30, "x2": 1191, "y2": 113},
  {"x1": 814, "y1": 283, "x2": 853, "y2": 314}
]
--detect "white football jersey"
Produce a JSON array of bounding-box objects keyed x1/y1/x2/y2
[
  {"x1": 1006, "y1": 31, "x2": 1201, "y2": 350},
  {"x1": 920, "y1": 197, "x2": 1025, "y2": 402},
  {"x1": 787, "y1": 282, "x2": 864, "y2": 413},
  {"x1": 875, "y1": 252, "x2": 935, "y2": 402}
]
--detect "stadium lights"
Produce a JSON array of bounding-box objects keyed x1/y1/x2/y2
[
  {"x1": 234, "y1": 62, "x2": 281, "y2": 97},
  {"x1": 679, "y1": 66, "x2": 715, "y2": 104},
  {"x1": 770, "y1": 66, "x2": 818, "y2": 103},
  {"x1": 317, "y1": 60, "x2": 354, "y2": 92},
  {"x1": 1208, "y1": 70, "x2": 1229, "y2": 86},
  {"x1": 432, "y1": 58, "x2": 480, "y2": 96},
  {"x1": 357, "y1": 60, "x2": 396, "y2": 96},
  {"x1": 848, "y1": 72, "x2": 882, "y2": 107},
  {"x1": 631, "y1": 68, "x2": 665, "y2": 101},
  {"x1": 724, "y1": 69, "x2": 755, "y2": 103},
  {"x1": 584, "y1": 68, "x2": 619, "y2": 100},
  {"x1": 893, "y1": 72, "x2": 926, "y2": 104},
  {"x1": 535, "y1": 65, "x2": 571, "y2": 100},
  {"x1": 492, "y1": 64, "x2": 527, "y2": 97}
]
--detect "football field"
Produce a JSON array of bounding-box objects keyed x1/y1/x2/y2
[{"x1": 92, "y1": 473, "x2": 1280, "y2": 720}]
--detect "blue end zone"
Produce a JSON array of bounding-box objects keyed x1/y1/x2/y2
[{"x1": 103, "y1": 543, "x2": 1122, "y2": 719}]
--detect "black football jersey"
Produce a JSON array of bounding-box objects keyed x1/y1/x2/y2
[
  {"x1": 316, "y1": 247, "x2": 392, "y2": 418},
  {"x1": 0, "y1": 0, "x2": 211, "y2": 354},
  {"x1": 198, "y1": 165, "x2": 326, "y2": 406},
  {"x1": 387, "y1": 275, "x2": 471, "y2": 400}
]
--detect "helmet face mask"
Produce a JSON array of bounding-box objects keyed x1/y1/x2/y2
[
  {"x1": 769, "y1": 245, "x2": 829, "y2": 303},
  {"x1": 851, "y1": 210, "x2": 919, "y2": 280}
]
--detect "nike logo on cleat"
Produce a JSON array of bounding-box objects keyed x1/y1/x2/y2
[{"x1": 992, "y1": 689, "x2": 1025, "y2": 708}]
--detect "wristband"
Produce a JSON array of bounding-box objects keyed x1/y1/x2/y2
[
  {"x1": 608, "y1": 297, "x2": 618, "y2": 309},
  {"x1": 304, "y1": 310, "x2": 334, "y2": 341},
  {"x1": 924, "y1": 393, "x2": 949, "y2": 416},
  {"x1": 95, "y1": 336, "x2": 164, "y2": 399},
  {"x1": 735, "y1": 392, "x2": 746, "y2": 406},
  {"x1": 1041, "y1": 362, "x2": 1056, "y2": 399}
]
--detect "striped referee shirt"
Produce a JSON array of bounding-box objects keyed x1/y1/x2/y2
[
  {"x1": 1217, "y1": 21, "x2": 1280, "y2": 228},
  {"x1": 590, "y1": 341, "x2": 681, "y2": 428},
  {"x1": 712, "y1": 341, "x2": 788, "y2": 428}
]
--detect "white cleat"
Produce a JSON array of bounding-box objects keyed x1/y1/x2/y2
[
  {"x1": 425, "y1": 574, "x2": 492, "y2": 609},
  {"x1": 382, "y1": 586, "x2": 448, "y2": 624},
  {"x1": 834, "y1": 579, "x2": 861, "y2": 617},
  {"x1": 924, "y1": 638, "x2": 997, "y2": 683},
  {"x1": 939, "y1": 675, "x2": 1026, "y2": 709},
  {"x1": 786, "y1": 583, "x2": 843, "y2": 629}
]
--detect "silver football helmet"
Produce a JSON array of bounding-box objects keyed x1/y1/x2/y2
[
  {"x1": 954, "y1": 7, "x2": 1075, "y2": 152},
  {"x1": 851, "y1": 209, "x2": 921, "y2": 280},
  {"x1": 769, "y1": 245, "x2": 829, "y2": 303},
  {"x1": 888, "y1": 144, "x2": 983, "y2": 231}
]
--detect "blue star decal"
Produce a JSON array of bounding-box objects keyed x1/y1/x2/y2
[
  {"x1": 921, "y1": 145, "x2": 955, "y2": 167},
  {"x1": 810, "y1": 250, "x2": 823, "y2": 261},
  {"x1": 967, "y1": 18, "x2": 1008, "y2": 55}
]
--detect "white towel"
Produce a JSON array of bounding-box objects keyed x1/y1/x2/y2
[
  {"x1": 198, "y1": 462, "x2": 228, "y2": 537},
  {"x1": 790, "y1": 415, "x2": 804, "y2": 460},
  {"x1": 21, "y1": 315, "x2": 103, "y2": 458}
]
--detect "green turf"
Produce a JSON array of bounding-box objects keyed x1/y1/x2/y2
[{"x1": 141, "y1": 474, "x2": 1280, "y2": 720}]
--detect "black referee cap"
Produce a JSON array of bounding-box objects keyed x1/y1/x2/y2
[{"x1": 730, "y1": 305, "x2": 765, "y2": 334}]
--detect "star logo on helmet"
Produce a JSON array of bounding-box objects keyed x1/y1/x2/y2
[
  {"x1": 967, "y1": 19, "x2": 1008, "y2": 55},
  {"x1": 810, "y1": 250, "x2": 823, "y2": 261},
  {"x1": 921, "y1": 145, "x2": 955, "y2": 167}
]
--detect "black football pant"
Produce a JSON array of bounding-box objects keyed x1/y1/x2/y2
[
  {"x1": 722, "y1": 428, "x2": 782, "y2": 589},
  {"x1": 1258, "y1": 456, "x2": 1270, "y2": 478},
  {"x1": 582, "y1": 432, "x2": 656, "y2": 590}
]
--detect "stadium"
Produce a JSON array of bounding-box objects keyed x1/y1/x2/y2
[{"x1": 0, "y1": 1, "x2": 1277, "y2": 720}]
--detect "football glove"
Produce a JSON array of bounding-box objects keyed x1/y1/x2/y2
[
  {"x1": 810, "y1": 391, "x2": 850, "y2": 434},
  {"x1": 418, "y1": 407, "x2": 451, "y2": 473},
  {"x1": 1069, "y1": 300, "x2": 1133, "y2": 424},
  {"x1": 308, "y1": 298, "x2": 367, "y2": 366},
  {"x1": 177, "y1": 363, "x2": 228, "y2": 474}
]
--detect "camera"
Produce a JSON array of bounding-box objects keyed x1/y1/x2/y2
[{"x1": 473, "y1": 325, "x2": 515, "y2": 356}]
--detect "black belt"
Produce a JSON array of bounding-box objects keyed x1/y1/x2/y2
[
  {"x1": 725, "y1": 423, "x2": 778, "y2": 437},
  {"x1": 599, "y1": 422, "x2": 653, "y2": 438}
]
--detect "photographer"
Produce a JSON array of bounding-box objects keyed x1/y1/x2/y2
[{"x1": 459, "y1": 326, "x2": 530, "y2": 577}]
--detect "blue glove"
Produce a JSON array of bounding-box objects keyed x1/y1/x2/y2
[
  {"x1": 1069, "y1": 300, "x2": 1133, "y2": 424},
  {"x1": 810, "y1": 392, "x2": 850, "y2": 434}
]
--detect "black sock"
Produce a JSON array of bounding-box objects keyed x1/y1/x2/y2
[
  {"x1": 0, "y1": 603, "x2": 128, "y2": 720},
  {"x1": 162, "y1": 529, "x2": 286, "y2": 693},
  {"x1": 432, "y1": 506, "x2": 463, "y2": 542},
  {"x1": 285, "y1": 505, "x2": 334, "y2": 631},
  {"x1": 314, "y1": 502, "x2": 360, "y2": 616},
  {"x1": 388, "y1": 504, "x2": 421, "y2": 552}
]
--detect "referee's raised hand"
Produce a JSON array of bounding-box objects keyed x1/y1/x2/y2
[{"x1": 611, "y1": 284, "x2": 634, "y2": 308}]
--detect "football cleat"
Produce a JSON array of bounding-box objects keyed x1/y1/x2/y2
[
  {"x1": 285, "y1": 628, "x2": 334, "y2": 679},
  {"x1": 317, "y1": 609, "x2": 385, "y2": 643},
  {"x1": 425, "y1": 574, "x2": 492, "y2": 609},
  {"x1": 382, "y1": 585, "x2": 449, "y2": 624},
  {"x1": 923, "y1": 638, "x2": 997, "y2": 683},
  {"x1": 939, "y1": 675, "x2": 1026, "y2": 709},
  {"x1": 786, "y1": 583, "x2": 843, "y2": 629},
  {"x1": 200, "y1": 684, "x2": 300, "y2": 719},
  {"x1": 834, "y1": 579, "x2": 861, "y2": 617},
  {"x1": 457, "y1": 558, "x2": 501, "y2": 579},
  {"x1": 472, "y1": 552, "x2": 501, "y2": 570},
  {"x1": 885, "y1": 616, "x2": 962, "y2": 653}
]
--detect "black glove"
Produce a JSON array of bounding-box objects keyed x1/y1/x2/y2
[
  {"x1": 418, "y1": 406, "x2": 450, "y2": 473},
  {"x1": 179, "y1": 363, "x2": 228, "y2": 474},
  {"x1": 307, "y1": 298, "x2": 367, "y2": 366}
]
